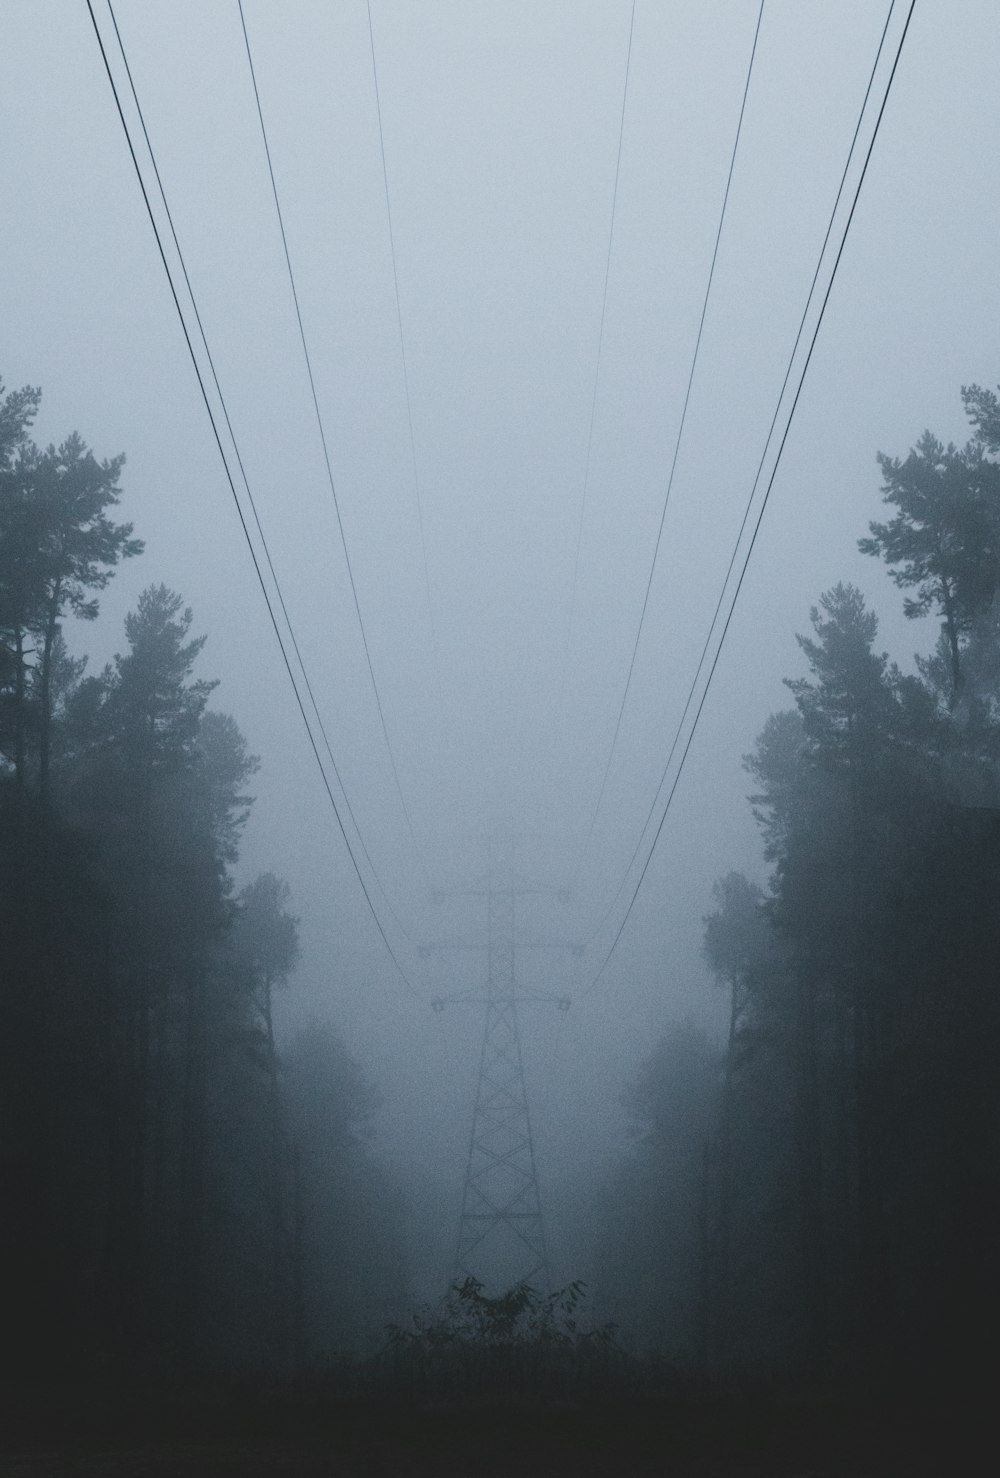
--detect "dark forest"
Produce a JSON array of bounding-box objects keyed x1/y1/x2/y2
[
  {"x1": 0, "y1": 377, "x2": 406, "y2": 1391},
  {"x1": 3, "y1": 369, "x2": 998, "y2": 1472}
]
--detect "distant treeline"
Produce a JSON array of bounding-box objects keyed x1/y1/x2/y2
[
  {"x1": 0, "y1": 376, "x2": 405, "y2": 1381},
  {"x1": 596, "y1": 384, "x2": 1000, "y2": 1384}
]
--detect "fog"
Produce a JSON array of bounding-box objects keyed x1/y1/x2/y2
[{"x1": 3, "y1": 0, "x2": 1000, "y2": 1465}]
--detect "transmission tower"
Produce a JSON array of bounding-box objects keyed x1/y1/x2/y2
[{"x1": 428, "y1": 835, "x2": 576, "y2": 1293}]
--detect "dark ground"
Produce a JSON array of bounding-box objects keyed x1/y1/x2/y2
[{"x1": 0, "y1": 1375, "x2": 986, "y2": 1476}]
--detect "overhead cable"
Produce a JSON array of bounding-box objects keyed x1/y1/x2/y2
[
  {"x1": 584, "y1": 0, "x2": 898, "y2": 951},
  {"x1": 565, "y1": 0, "x2": 637, "y2": 653},
  {"x1": 572, "y1": 1, "x2": 764, "y2": 884},
  {"x1": 102, "y1": 0, "x2": 420, "y2": 952},
  {"x1": 366, "y1": 0, "x2": 437, "y2": 649},
  {"x1": 237, "y1": 0, "x2": 425, "y2": 863},
  {"x1": 580, "y1": 0, "x2": 916, "y2": 998},
  {"x1": 86, "y1": 0, "x2": 423, "y2": 996}
]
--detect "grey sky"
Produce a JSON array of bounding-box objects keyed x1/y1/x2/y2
[{"x1": 4, "y1": 0, "x2": 999, "y2": 1286}]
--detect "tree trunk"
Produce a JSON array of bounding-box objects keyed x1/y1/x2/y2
[
  {"x1": 262, "y1": 975, "x2": 288, "y2": 1356},
  {"x1": 696, "y1": 1140, "x2": 712, "y2": 1368},
  {"x1": 941, "y1": 580, "x2": 962, "y2": 706},
  {"x1": 117, "y1": 767, "x2": 154, "y2": 1356},
  {"x1": 795, "y1": 965, "x2": 827, "y2": 1366},
  {"x1": 13, "y1": 623, "x2": 26, "y2": 787},
  {"x1": 847, "y1": 772, "x2": 894, "y2": 1364},
  {"x1": 291, "y1": 1143, "x2": 306, "y2": 1377},
  {"x1": 37, "y1": 598, "x2": 59, "y2": 806},
  {"x1": 176, "y1": 963, "x2": 207, "y2": 1367},
  {"x1": 712, "y1": 977, "x2": 742, "y2": 1365}
]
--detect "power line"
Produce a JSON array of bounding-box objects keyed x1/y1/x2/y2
[
  {"x1": 572, "y1": 0, "x2": 765, "y2": 883},
  {"x1": 366, "y1": 0, "x2": 437, "y2": 647},
  {"x1": 580, "y1": 0, "x2": 916, "y2": 998},
  {"x1": 101, "y1": 0, "x2": 421, "y2": 952},
  {"x1": 583, "y1": 0, "x2": 899, "y2": 954},
  {"x1": 86, "y1": 0, "x2": 423, "y2": 997},
  {"x1": 564, "y1": 0, "x2": 636, "y2": 655},
  {"x1": 237, "y1": 0, "x2": 425, "y2": 863}
]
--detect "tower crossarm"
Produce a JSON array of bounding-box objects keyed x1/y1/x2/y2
[
  {"x1": 420, "y1": 935, "x2": 583, "y2": 958},
  {"x1": 431, "y1": 991, "x2": 570, "y2": 1012}
]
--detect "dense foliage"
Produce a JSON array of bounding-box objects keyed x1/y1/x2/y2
[
  {"x1": 0, "y1": 375, "x2": 403, "y2": 1381},
  {"x1": 598, "y1": 383, "x2": 1000, "y2": 1384},
  {"x1": 381, "y1": 1276, "x2": 621, "y2": 1405}
]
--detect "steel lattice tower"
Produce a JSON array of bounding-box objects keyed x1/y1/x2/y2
[
  {"x1": 453, "y1": 843, "x2": 549, "y2": 1290},
  {"x1": 428, "y1": 835, "x2": 577, "y2": 1294}
]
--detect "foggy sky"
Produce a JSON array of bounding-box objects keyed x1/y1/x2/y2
[{"x1": 4, "y1": 0, "x2": 999, "y2": 1288}]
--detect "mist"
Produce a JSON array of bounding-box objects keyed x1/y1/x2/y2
[{"x1": 2, "y1": 2, "x2": 999, "y2": 1472}]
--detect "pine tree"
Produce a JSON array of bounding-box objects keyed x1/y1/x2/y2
[{"x1": 860, "y1": 429, "x2": 1000, "y2": 701}]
